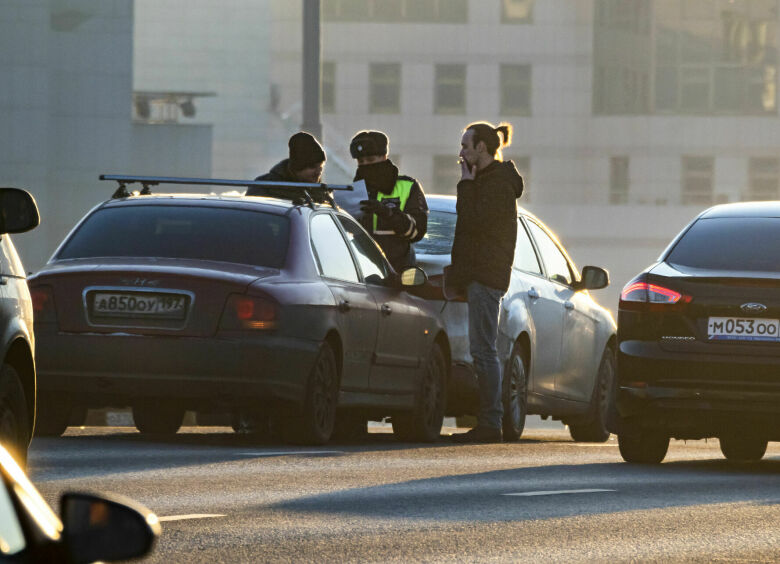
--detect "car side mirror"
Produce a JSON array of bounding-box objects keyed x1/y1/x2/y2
[
  {"x1": 576, "y1": 266, "x2": 609, "y2": 291},
  {"x1": 0, "y1": 188, "x2": 39, "y2": 234},
  {"x1": 61, "y1": 492, "x2": 160, "y2": 564},
  {"x1": 400, "y1": 266, "x2": 428, "y2": 287}
]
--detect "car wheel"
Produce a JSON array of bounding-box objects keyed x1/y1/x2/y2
[
  {"x1": 284, "y1": 342, "x2": 339, "y2": 445},
  {"x1": 392, "y1": 343, "x2": 446, "y2": 443},
  {"x1": 34, "y1": 392, "x2": 71, "y2": 438},
  {"x1": 569, "y1": 346, "x2": 614, "y2": 443},
  {"x1": 502, "y1": 342, "x2": 528, "y2": 442},
  {"x1": 0, "y1": 364, "x2": 30, "y2": 467},
  {"x1": 617, "y1": 431, "x2": 670, "y2": 464},
  {"x1": 331, "y1": 412, "x2": 368, "y2": 443},
  {"x1": 132, "y1": 402, "x2": 185, "y2": 435},
  {"x1": 720, "y1": 433, "x2": 768, "y2": 462}
]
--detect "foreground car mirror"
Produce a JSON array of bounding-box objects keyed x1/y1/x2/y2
[
  {"x1": 61, "y1": 492, "x2": 160, "y2": 563},
  {"x1": 400, "y1": 267, "x2": 428, "y2": 287},
  {"x1": 576, "y1": 266, "x2": 609, "y2": 291},
  {"x1": 0, "y1": 188, "x2": 39, "y2": 234}
]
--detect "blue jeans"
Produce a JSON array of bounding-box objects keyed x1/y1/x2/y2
[{"x1": 468, "y1": 281, "x2": 505, "y2": 429}]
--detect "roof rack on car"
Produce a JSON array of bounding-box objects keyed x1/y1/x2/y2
[{"x1": 99, "y1": 174, "x2": 352, "y2": 209}]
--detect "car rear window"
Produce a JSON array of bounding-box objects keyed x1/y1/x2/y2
[
  {"x1": 415, "y1": 210, "x2": 456, "y2": 255},
  {"x1": 667, "y1": 217, "x2": 780, "y2": 272},
  {"x1": 57, "y1": 205, "x2": 289, "y2": 268}
]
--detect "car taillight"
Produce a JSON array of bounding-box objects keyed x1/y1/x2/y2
[
  {"x1": 619, "y1": 277, "x2": 691, "y2": 311},
  {"x1": 30, "y1": 286, "x2": 57, "y2": 323},
  {"x1": 220, "y1": 294, "x2": 277, "y2": 330}
]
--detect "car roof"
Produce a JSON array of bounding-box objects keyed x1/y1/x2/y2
[
  {"x1": 699, "y1": 201, "x2": 780, "y2": 219},
  {"x1": 426, "y1": 193, "x2": 535, "y2": 220},
  {"x1": 98, "y1": 193, "x2": 326, "y2": 215}
]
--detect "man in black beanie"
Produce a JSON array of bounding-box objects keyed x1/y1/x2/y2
[
  {"x1": 247, "y1": 131, "x2": 326, "y2": 196},
  {"x1": 350, "y1": 130, "x2": 428, "y2": 272}
]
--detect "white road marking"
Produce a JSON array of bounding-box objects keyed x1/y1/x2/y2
[
  {"x1": 503, "y1": 489, "x2": 616, "y2": 497},
  {"x1": 158, "y1": 514, "x2": 226, "y2": 522},
  {"x1": 238, "y1": 451, "x2": 343, "y2": 457}
]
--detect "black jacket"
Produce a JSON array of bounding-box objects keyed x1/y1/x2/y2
[
  {"x1": 359, "y1": 171, "x2": 428, "y2": 273},
  {"x1": 246, "y1": 159, "x2": 296, "y2": 197},
  {"x1": 449, "y1": 160, "x2": 524, "y2": 293}
]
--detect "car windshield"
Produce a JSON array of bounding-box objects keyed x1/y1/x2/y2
[
  {"x1": 56, "y1": 205, "x2": 289, "y2": 268},
  {"x1": 667, "y1": 217, "x2": 780, "y2": 272},
  {"x1": 415, "y1": 210, "x2": 456, "y2": 255}
]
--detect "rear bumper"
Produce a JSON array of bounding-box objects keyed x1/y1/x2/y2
[
  {"x1": 614, "y1": 339, "x2": 780, "y2": 438},
  {"x1": 36, "y1": 331, "x2": 320, "y2": 410}
]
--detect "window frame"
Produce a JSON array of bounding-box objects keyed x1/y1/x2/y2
[
  {"x1": 523, "y1": 217, "x2": 579, "y2": 287},
  {"x1": 434, "y1": 63, "x2": 467, "y2": 115},
  {"x1": 308, "y1": 211, "x2": 362, "y2": 284},
  {"x1": 369, "y1": 62, "x2": 401, "y2": 114},
  {"x1": 513, "y1": 216, "x2": 545, "y2": 277},
  {"x1": 334, "y1": 212, "x2": 393, "y2": 284},
  {"x1": 500, "y1": 63, "x2": 532, "y2": 116}
]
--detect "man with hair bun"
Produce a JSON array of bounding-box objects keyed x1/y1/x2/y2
[{"x1": 450, "y1": 121, "x2": 525, "y2": 443}]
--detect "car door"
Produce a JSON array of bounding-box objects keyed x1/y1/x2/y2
[
  {"x1": 335, "y1": 214, "x2": 422, "y2": 396},
  {"x1": 309, "y1": 213, "x2": 378, "y2": 393},
  {"x1": 526, "y1": 219, "x2": 597, "y2": 402},
  {"x1": 502, "y1": 218, "x2": 558, "y2": 395}
]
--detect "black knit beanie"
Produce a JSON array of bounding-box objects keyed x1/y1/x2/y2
[{"x1": 288, "y1": 132, "x2": 326, "y2": 171}]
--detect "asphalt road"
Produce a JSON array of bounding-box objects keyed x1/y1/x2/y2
[{"x1": 29, "y1": 423, "x2": 780, "y2": 563}]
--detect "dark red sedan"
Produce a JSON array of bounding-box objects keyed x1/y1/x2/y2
[{"x1": 30, "y1": 176, "x2": 449, "y2": 445}]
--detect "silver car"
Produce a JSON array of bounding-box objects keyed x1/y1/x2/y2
[{"x1": 415, "y1": 195, "x2": 617, "y2": 442}]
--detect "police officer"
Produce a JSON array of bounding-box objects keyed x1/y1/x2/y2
[
  {"x1": 247, "y1": 131, "x2": 325, "y2": 197},
  {"x1": 350, "y1": 130, "x2": 428, "y2": 272}
]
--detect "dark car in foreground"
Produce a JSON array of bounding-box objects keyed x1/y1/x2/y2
[
  {"x1": 0, "y1": 188, "x2": 40, "y2": 468},
  {"x1": 0, "y1": 442, "x2": 159, "y2": 562},
  {"x1": 30, "y1": 176, "x2": 449, "y2": 445},
  {"x1": 415, "y1": 196, "x2": 617, "y2": 442},
  {"x1": 612, "y1": 202, "x2": 780, "y2": 463}
]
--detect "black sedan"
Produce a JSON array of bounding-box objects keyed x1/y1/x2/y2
[
  {"x1": 611, "y1": 201, "x2": 780, "y2": 463},
  {"x1": 30, "y1": 176, "x2": 449, "y2": 445}
]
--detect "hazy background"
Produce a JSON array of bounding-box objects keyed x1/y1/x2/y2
[{"x1": 3, "y1": 0, "x2": 780, "y2": 314}]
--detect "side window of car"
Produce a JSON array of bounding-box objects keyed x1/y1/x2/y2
[
  {"x1": 310, "y1": 214, "x2": 360, "y2": 283},
  {"x1": 336, "y1": 215, "x2": 389, "y2": 283},
  {"x1": 527, "y1": 220, "x2": 574, "y2": 286},
  {"x1": 514, "y1": 219, "x2": 542, "y2": 275}
]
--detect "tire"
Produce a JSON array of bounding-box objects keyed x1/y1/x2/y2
[
  {"x1": 34, "y1": 392, "x2": 71, "y2": 438},
  {"x1": 618, "y1": 431, "x2": 670, "y2": 464},
  {"x1": 331, "y1": 412, "x2": 368, "y2": 443},
  {"x1": 283, "y1": 342, "x2": 339, "y2": 445},
  {"x1": 0, "y1": 364, "x2": 30, "y2": 467},
  {"x1": 502, "y1": 342, "x2": 528, "y2": 442},
  {"x1": 720, "y1": 433, "x2": 768, "y2": 462},
  {"x1": 392, "y1": 343, "x2": 446, "y2": 443},
  {"x1": 132, "y1": 402, "x2": 185, "y2": 435},
  {"x1": 569, "y1": 347, "x2": 614, "y2": 443}
]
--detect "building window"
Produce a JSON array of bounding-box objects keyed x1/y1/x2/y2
[
  {"x1": 434, "y1": 64, "x2": 466, "y2": 114},
  {"x1": 593, "y1": 0, "x2": 778, "y2": 115},
  {"x1": 322, "y1": 62, "x2": 335, "y2": 114},
  {"x1": 610, "y1": 156, "x2": 629, "y2": 204},
  {"x1": 682, "y1": 156, "x2": 714, "y2": 205},
  {"x1": 370, "y1": 63, "x2": 401, "y2": 114},
  {"x1": 433, "y1": 155, "x2": 461, "y2": 195},
  {"x1": 323, "y1": 0, "x2": 467, "y2": 23},
  {"x1": 501, "y1": 0, "x2": 534, "y2": 24},
  {"x1": 748, "y1": 157, "x2": 780, "y2": 200},
  {"x1": 500, "y1": 64, "x2": 532, "y2": 115}
]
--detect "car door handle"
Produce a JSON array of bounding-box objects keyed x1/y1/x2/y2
[
  {"x1": 381, "y1": 304, "x2": 392, "y2": 316},
  {"x1": 338, "y1": 300, "x2": 351, "y2": 313},
  {"x1": 527, "y1": 288, "x2": 539, "y2": 300},
  {"x1": 564, "y1": 300, "x2": 575, "y2": 310}
]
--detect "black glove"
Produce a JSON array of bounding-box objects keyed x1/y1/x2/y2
[{"x1": 359, "y1": 199, "x2": 397, "y2": 220}]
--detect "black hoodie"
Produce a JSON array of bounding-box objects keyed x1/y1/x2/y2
[
  {"x1": 449, "y1": 160, "x2": 524, "y2": 293},
  {"x1": 246, "y1": 159, "x2": 297, "y2": 197}
]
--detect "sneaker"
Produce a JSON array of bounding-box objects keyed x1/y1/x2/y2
[{"x1": 452, "y1": 426, "x2": 502, "y2": 444}]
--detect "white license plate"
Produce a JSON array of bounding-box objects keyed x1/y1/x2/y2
[
  {"x1": 708, "y1": 316, "x2": 780, "y2": 342},
  {"x1": 92, "y1": 292, "x2": 187, "y2": 319}
]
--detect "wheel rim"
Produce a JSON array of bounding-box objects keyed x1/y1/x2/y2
[
  {"x1": 423, "y1": 352, "x2": 443, "y2": 430},
  {"x1": 507, "y1": 353, "x2": 527, "y2": 430},
  {"x1": 312, "y1": 352, "x2": 336, "y2": 432},
  {"x1": 597, "y1": 355, "x2": 613, "y2": 423}
]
